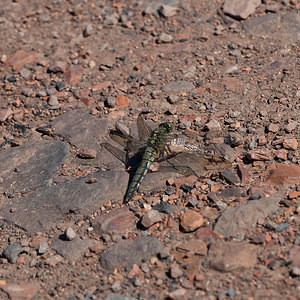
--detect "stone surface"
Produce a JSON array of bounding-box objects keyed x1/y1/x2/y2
[
  {"x1": 1, "y1": 170, "x2": 128, "y2": 233},
  {"x1": 0, "y1": 282, "x2": 40, "y2": 300},
  {"x1": 180, "y1": 210, "x2": 204, "y2": 233},
  {"x1": 4, "y1": 50, "x2": 39, "y2": 70},
  {"x1": 214, "y1": 195, "x2": 281, "y2": 237},
  {"x1": 209, "y1": 241, "x2": 258, "y2": 272},
  {"x1": 92, "y1": 208, "x2": 135, "y2": 237},
  {"x1": 176, "y1": 240, "x2": 207, "y2": 256},
  {"x1": 265, "y1": 163, "x2": 300, "y2": 185},
  {"x1": 51, "y1": 109, "x2": 108, "y2": 148},
  {"x1": 51, "y1": 235, "x2": 92, "y2": 260},
  {"x1": 64, "y1": 64, "x2": 84, "y2": 85},
  {"x1": 141, "y1": 210, "x2": 162, "y2": 228},
  {"x1": 65, "y1": 227, "x2": 76, "y2": 241},
  {"x1": 115, "y1": 95, "x2": 131, "y2": 108},
  {"x1": 0, "y1": 108, "x2": 13, "y2": 122},
  {"x1": 246, "y1": 149, "x2": 273, "y2": 161},
  {"x1": 2, "y1": 244, "x2": 23, "y2": 264},
  {"x1": 100, "y1": 237, "x2": 164, "y2": 271},
  {"x1": 223, "y1": 0, "x2": 261, "y2": 20},
  {"x1": 0, "y1": 140, "x2": 68, "y2": 193},
  {"x1": 161, "y1": 81, "x2": 195, "y2": 93}
]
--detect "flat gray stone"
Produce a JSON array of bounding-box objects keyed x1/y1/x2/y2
[
  {"x1": 51, "y1": 235, "x2": 92, "y2": 260},
  {"x1": 244, "y1": 13, "x2": 300, "y2": 43},
  {"x1": 223, "y1": 0, "x2": 261, "y2": 20},
  {"x1": 214, "y1": 195, "x2": 281, "y2": 237},
  {"x1": 100, "y1": 236, "x2": 164, "y2": 271},
  {"x1": 51, "y1": 109, "x2": 108, "y2": 148},
  {"x1": 161, "y1": 81, "x2": 195, "y2": 93},
  {"x1": 1, "y1": 170, "x2": 129, "y2": 233},
  {"x1": 0, "y1": 140, "x2": 68, "y2": 193}
]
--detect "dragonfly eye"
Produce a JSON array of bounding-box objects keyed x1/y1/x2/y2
[{"x1": 159, "y1": 122, "x2": 173, "y2": 133}]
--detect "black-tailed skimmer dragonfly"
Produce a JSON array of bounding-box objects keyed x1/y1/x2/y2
[{"x1": 102, "y1": 114, "x2": 231, "y2": 203}]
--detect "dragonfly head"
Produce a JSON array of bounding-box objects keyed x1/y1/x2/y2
[{"x1": 159, "y1": 122, "x2": 173, "y2": 133}]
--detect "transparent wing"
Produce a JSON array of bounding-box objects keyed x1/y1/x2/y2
[
  {"x1": 137, "y1": 114, "x2": 153, "y2": 141},
  {"x1": 102, "y1": 142, "x2": 127, "y2": 164}
]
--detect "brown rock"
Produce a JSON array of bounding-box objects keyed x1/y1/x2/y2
[
  {"x1": 268, "y1": 123, "x2": 280, "y2": 133},
  {"x1": 205, "y1": 119, "x2": 222, "y2": 132},
  {"x1": 288, "y1": 190, "x2": 300, "y2": 199},
  {"x1": 0, "y1": 282, "x2": 39, "y2": 300},
  {"x1": 209, "y1": 241, "x2": 258, "y2": 272},
  {"x1": 141, "y1": 210, "x2": 162, "y2": 228},
  {"x1": 257, "y1": 136, "x2": 267, "y2": 146},
  {"x1": 92, "y1": 208, "x2": 135, "y2": 237},
  {"x1": 237, "y1": 164, "x2": 250, "y2": 183},
  {"x1": 115, "y1": 95, "x2": 131, "y2": 108},
  {"x1": 48, "y1": 61, "x2": 68, "y2": 73},
  {"x1": 265, "y1": 163, "x2": 300, "y2": 185},
  {"x1": 285, "y1": 121, "x2": 298, "y2": 133},
  {"x1": 92, "y1": 81, "x2": 111, "y2": 92},
  {"x1": 176, "y1": 240, "x2": 207, "y2": 256},
  {"x1": 65, "y1": 65, "x2": 84, "y2": 85},
  {"x1": 246, "y1": 149, "x2": 273, "y2": 161},
  {"x1": 282, "y1": 137, "x2": 298, "y2": 150},
  {"x1": 169, "y1": 265, "x2": 183, "y2": 279},
  {"x1": 194, "y1": 227, "x2": 219, "y2": 242},
  {"x1": 78, "y1": 148, "x2": 97, "y2": 159},
  {"x1": 4, "y1": 50, "x2": 38, "y2": 70},
  {"x1": 223, "y1": 0, "x2": 261, "y2": 20},
  {"x1": 180, "y1": 210, "x2": 204, "y2": 232},
  {"x1": 274, "y1": 149, "x2": 287, "y2": 160},
  {"x1": 0, "y1": 108, "x2": 13, "y2": 122}
]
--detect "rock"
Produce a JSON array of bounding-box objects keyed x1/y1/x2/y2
[
  {"x1": 246, "y1": 149, "x2": 273, "y2": 161},
  {"x1": 65, "y1": 64, "x2": 84, "y2": 85},
  {"x1": 180, "y1": 210, "x2": 204, "y2": 232},
  {"x1": 153, "y1": 203, "x2": 174, "y2": 214},
  {"x1": 220, "y1": 169, "x2": 240, "y2": 185},
  {"x1": 20, "y1": 68, "x2": 32, "y2": 80},
  {"x1": 141, "y1": 210, "x2": 162, "y2": 228},
  {"x1": 48, "y1": 95, "x2": 60, "y2": 108},
  {"x1": 65, "y1": 227, "x2": 76, "y2": 241},
  {"x1": 169, "y1": 265, "x2": 183, "y2": 279},
  {"x1": 100, "y1": 236, "x2": 164, "y2": 271},
  {"x1": 1, "y1": 170, "x2": 128, "y2": 233},
  {"x1": 106, "y1": 96, "x2": 116, "y2": 108},
  {"x1": 92, "y1": 208, "x2": 135, "y2": 237},
  {"x1": 48, "y1": 61, "x2": 68, "y2": 73},
  {"x1": 0, "y1": 108, "x2": 13, "y2": 122},
  {"x1": 268, "y1": 123, "x2": 280, "y2": 133},
  {"x1": 223, "y1": 0, "x2": 261, "y2": 20},
  {"x1": 285, "y1": 121, "x2": 298, "y2": 133},
  {"x1": 289, "y1": 246, "x2": 300, "y2": 270},
  {"x1": 38, "y1": 241, "x2": 49, "y2": 255},
  {"x1": 167, "y1": 288, "x2": 186, "y2": 299},
  {"x1": 83, "y1": 24, "x2": 93, "y2": 37},
  {"x1": 0, "y1": 282, "x2": 39, "y2": 300},
  {"x1": 214, "y1": 195, "x2": 281, "y2": 237},
  {"x1": 265, "y1": 163, "x2": 300, "y2": 185},
  {"x1": 51, "y1": 235, "x2": 92, "y2": 260},
  {"x1": 176, "y1": 240, "x2": 207, "y2": 256},
  {"x1": 282, "y1": 137, "x2": 298, "y2": 150},
  {"x1": 205, "y1": 119, "x2": 222, "y2": 132},
  {"x1": 51, "y1": 109, "x2": 108, "y2": 148},
  {"x1": 0, "y1": 140, "x2": 68, "y2": 193},
  {"x1": 161, "y1": 81, "x2": 195, "y2": 93},
  {"x1": 158, "y1": 32, "x2": 173, "y2": 43},
  {"x1": 78, "y1": 148, "x2": 97, "y2": 159},
  {"x1": 104, "y1": 294, "x2": 137, "y2": 300},
  {"x1": 4, "y1": 49, "x2": 39, "y2": 70},
  {"x1": 274, "y1": 149, "x2": 288, "y2": 160},
  {"x1": 158, "y1": 5, "x2": 178, "y2": 17},
  {"x1": 2, "y1": 244, "x2": 23, "y2": 263},
  {"x1": 194, "y1": 227, "x2": 219, "y2": 242},
  {"x1": 92, "y1": 81, "x2": 112, "y2": 92},
  {"x1": 115, "y1": 95, "x2": 131, "y2": 108},
  {"x1": 209, "y1": 241, "x2": 258, "y2": 272}
]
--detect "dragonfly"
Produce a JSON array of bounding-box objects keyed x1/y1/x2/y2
[{"x1": 102, "y1": 114, "x2": 231, "y2": 203}]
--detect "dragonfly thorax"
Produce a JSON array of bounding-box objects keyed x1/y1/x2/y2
[{"x1": 158, "y1": 122, "x2": 173, "y2": 133}]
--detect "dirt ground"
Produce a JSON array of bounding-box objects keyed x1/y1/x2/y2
[{"x1": 0, "y1": 0, "x2": 299, "y2": 299}]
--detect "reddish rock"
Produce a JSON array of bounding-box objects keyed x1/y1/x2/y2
[
  {"x1": 65, "y1": 65, "x2": 84, "y2": 85},
  {"x1": 89, "y1": 241, "x2": 105, "y2": 254},
  {"x1": 237, "y1": 164, "x2": 250, "y2": 183},
  {"x1": 289, "y1": 246, "x2": 300, "y2": 268},
  {"x1": 48, "y1": 61, "x2": 68, "y2": 73},
  {"x1": 282, "y1": 137, "x2": 298, "y2": 150},
  {"x1": 246, "y1": 149, "x2": 273, "y2": 161},
  {"x1": 180, "y1": 210, "x2": 204, "y2": 232},
  {"x1": 169, "y1": 265, "x2": 183, "y2": 279},
  {"x1": 223, "y1": 0, "x2": 261, "y2": 20},
  {"x1": 141, "y1": 210, "x2": 162, "y2": 228},
  {"x1": 285, "y1": 121, "x2": 298, "y2": 133},
  {"x1": 209, "y1": 241, "x2": 258, "y2": 272},
  {"x1": 274, "y1": 149, "x2": 288, "y2": 160},
  {"x1": 289, "y1": 190, "x2": 300, "y2": 199},
  {"x1": 265, "y1": 163, "x2": 300, "y2": 185},
  {"x1": 194, "y1": 227, "x2": 219, "y2": 242},
  {"x1": 92, "y1": 208, "x2": 135, "y2": 237},
  {"x1": 176, "y1": 239, "x2": 207, "y2": 256},
  {"x1": 268, "y1": 123, "x2": 280, "y2": 133},
  {"x1": 80, "y1": 97, "x2": 94, "y2": 106},
  {"x1": 78, "y1": 148, "x2": 97, "y2": 159},
  {"x1": 0, "y1": 282, "x2": 39, "y2": 300},
  {"x1": 115, "y1": 95, "x2": 131, "y2": 108},
  {"x1": 257, "y1": 136, "x2": 267, "y2": 146},
  {"x1": 92, "y1": 81, "x2": 112, "y2": 92},
  {"x1": 0, "y1": 108, "x2": 13, "y2": 122},
  {"x1": 4, "y1": 50, "x2": 38, "y2": 70}
]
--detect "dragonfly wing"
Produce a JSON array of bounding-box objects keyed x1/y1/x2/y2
[
  {"x1": 102, "y1": 142, "x2": 127, "y2": 164},
  {"x1": 137, "y1": 114, "x2": 153, "y2": 141}
]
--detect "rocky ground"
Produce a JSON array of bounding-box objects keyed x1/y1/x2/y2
[{"x1": 0, "y1": 0, "x2": 300, "y2": 299}]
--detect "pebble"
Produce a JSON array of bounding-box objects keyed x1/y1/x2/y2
[
  {"x1": 223, "y1": 0, "x2": 261, "y2": 20},
  {"x1": 106, "y1": 96, "x2": 116, "y2": 108},
  {"x1": 83, "y1": 24, "x2": 93, "y2": 37},
  {"x1": 2, "y1": 244, "x2": 23, "y2": 264},
  {"x1": 78, "y1": 148, "x2": 97, "y2": 159},
  {"x1": 48, "y1": 95, "x2": 60, "y2": 108},
  {"x1": 268, "y1": 123, "x2": 280, "y2": 133},
  {"x1": 38, "y1": 241, "x2": 49, "y2": 255},
  {"x1": 141, "y1": 210, "x2": 162, "y2": 228},
  {"x1": 159, "y1": 5, "x2": 178, "y2": 17},
  {"x1": 115, "y1": 95, "x2": 131, "y2": 108},
  {"x1": 65, "y1": 227, "x2": 76, "y2": 241},
  {"x1": 180, "y1": 210, "x2": 204, "y2": 232},
  {"x1": 275, "y1": 222, "x2": 289, "y2": 233},
  {"x1": 282, "y1": 137, "x2": 298, "y2": 150},
  {"x1": 158, "y1": 32, "x2": 173, "y2": 43},
  {"x1": 205, "y1": 119, "x2": 222, "y2": 132},
  {"x1": 165, "y1": 186, "x2": 175, "y2": 195},
  {"x1": 169, "y1": 265, "x2": 183, "y2": 279},
  {"x1": 153, "y1": 203, "x2": 174, "y2": 214}
]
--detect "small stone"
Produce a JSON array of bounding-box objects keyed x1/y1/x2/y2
[
  {"x1": 65, "y1": 227, "x2": 76, "y2": 241},
  {"x1": 265, "y1": 163, "x2": 300, "y2": 185},
  {"x1": 236, "y1": 164, "x2": 250, "y2": 183},
  {"x1": 141, "y1": 210, "x2": 162, "y2": 228},
  {"x1": 2, "y1": 244, "x2": 23, "y2": 264},
  {"x1": 83, "y1": 24, "x2": 93, "y2": 37},
  {"x1": 205, "y1": 119, "x2": 222, "y2": 132},
  {"x1": 48, "y1": 61, "x2": 68, "y2": 73},
  {"x1": 285, "y1": 121, "x2": 298, "y2": 133},
  {"x1": 158, "y1": 32, "x2": 173, "y2": 43},
  {"x1": 268, "y1": 123, "x2": 280, "y2": 133},
  {"x1": 180, "y1": 210, "x2": 204, "y2": 233},
  {"x1": 0, "y1": 108, "x2": 13, "y2": 122},
  {"x1": 223, "y1": 0, "x2": 261, "y2": 20},
  {"x1": 257, "y1": 136, "x2": 267, "y2": 146},
  {"x1": 220, "y1": 169, "x2": 240, "y2": 185},
  {"x1": 48, "y1": 95, "x2": 60, "y2": 108},
  {"x1": 158, "y1": 5, "x2": 178, "y2": 17},
  {"x1": 106, "y1": 96, "x2": 116, "y2": 108},
  {"x1": 274, "y1": 222, "x2": 289, "y2": 233},
  {"x1": 274, "y1": 149, "x2": 288, "y2": 160},
  {"x1": 167, "y1": 288, "x2": 186, "y2": 299},
  {"x1": 247, "y1": 149, "x2": 273, "y2": 161},
  {"x1": 20, "y1": 68, "x2": 31, "y2": 80},
  {"x1": 169, "y1": 265, "x2": 183, "y2": 279},
  {"x1": 78, "y1": 148, "x2": 97, "y2": 159},
  {"x1": 283, "y1": 137, "x2": 298, "y2": 150},
  {"x1": 153, "y1": 203, "x2": 174, "y2": 214},
  {"x1": 115, "y1": 95, "x2": 131, "y2": 108},
  {"x1": 167, "y1": 95, "x2": 178, "y2": 104},
  {"x1": 65, "y1": 65, "x2": 84, "y2": 85},
  {"x1": 0, "y1": 283, "x2": 39, "y2": 300},
  {"x1": 38, "y1": 241, "x2": 49, "y2": 255}
]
